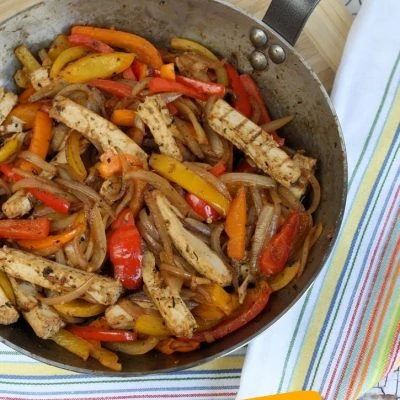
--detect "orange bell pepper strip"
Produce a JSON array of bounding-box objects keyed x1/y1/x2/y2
[
  {"x1": 259, "y1": 210, "x2": 300, "y2": 276},
  {"x1": 0, "y1": 218, "x2": 50, "y2": 240},
  {"x1": 71, "y1": 26, "x2": 163, "y2": 69},
  {"x1": 97, "y1": 150, "x2": 143, "y2": 178},
  {"x1": 19, "y1": 110, "x2": 52, "y2": 173},
  {"x1": 4, "y1": 102, "x2": 43, "y2": 130},
  {"x1": 208, "y1": 161, "x2": 226, "y2": 177},
  {"x1": 18, "y1": 87, "x2": 36, "y2": 104},
  {"x1": 191, "y1": 281, "x2": 271, "y2": 342},
  {"x1": 110, "y1": 109, "x2": 137, "y2": 127},
  {"x1": 0, "y1": 271, "x2": 16, "y2": 304},
  {"x1": 160, "y1": 63, "x2": 176, "y2": 80},
  {"x1": 156, "y1": 338, "x2": 200, "y2": 355},
  {"x1": 225, "y1": 186, "x2": 247, "y2": 260},
  {"x1": 17, "y1": 212, "x2": 85, "y2": 255}
]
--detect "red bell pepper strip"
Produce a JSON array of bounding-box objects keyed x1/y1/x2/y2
[
  {"x1": 122, "y1": 65, "x2": 137, "y2": 81},
  {"x1": 208, "y1": 161, "x2": 226, "y2": 177},
  {"x1": 224, "y1": 63, "x2": 252, "y2": 118},
  {"x1": 149, "y1": 77, "x2": 208, "y2": 101},
  {"x1": 175, "y1": 75, "x2": 225, "y2": 97},
  {"x1": 67, "y1": 325, "x2": 137, "y2": 342},
  {"x1": 167, "y1": 102, "x2": 178, "y2": 115},
  {"x1": 259, "y1": 210, "x2": 300, "y2": 276},
  {"x1": 239, "y1": 74, "x2": 284, "y2": 146},
  {"x1": 132, "y1": 59, "x2": 151, "y2": 81},
  {"x1": 191, "y1": 281, "x2": 271, "y2": 342},
  {"x1": 0, "y1": 164, "x2": 70, "y2": 214},
  {"x1": 0, "y1": 218, "x2": 50, "y2": 240},
  {"x1": 185, "y1": 193, "x2": 221, "y2": 222},
  {"x1": 107, "y1": 208, "x2": 143, "y2": 290},
  {"x1": 68, "y1": 34, "x2": 114, "y2": 53},
  {"x1": 87, "y1": 79, "x2": 132, "y2": 98}
]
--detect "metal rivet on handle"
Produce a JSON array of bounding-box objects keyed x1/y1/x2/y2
[
  {"x1": 268, "y1": 44, "x2": 286, "y2": 64},
  {"x1": 249, "y1": 27, "x2": 268, "y2": 49},
  {"x1": 249, "y1": 50, "x2": 268, "y2": 71}
]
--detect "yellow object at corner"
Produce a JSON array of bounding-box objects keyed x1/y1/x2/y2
[{"x1": 245, "y1": 391, "x2": 322, "y2": 400}]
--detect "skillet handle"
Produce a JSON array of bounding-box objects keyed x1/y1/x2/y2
[{"x1": 262, "y1": 0, "x2": 320, "y2": 45}]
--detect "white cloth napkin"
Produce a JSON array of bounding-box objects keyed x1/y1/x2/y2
[{"x1": 237, "y1": 0, "x2": 400, "y2": 399}]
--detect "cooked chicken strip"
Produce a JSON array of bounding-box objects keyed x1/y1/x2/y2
[
  {"x1": 50, "y1": 96, "x2": 148, "y2": 165},
  {"x1": 2, "y1": 190, "x2": 33, "y2": 219},
  {"x1": 142, "y1": 251, "x2": 197, "y2": 337},
  {"x1": 0, "y1": 286, "x2": 19, "y2": 325},
  {"x1": 30, "y1": 67, "x2": 51, "y2": 91},
  {"x1": 9, "y1": 277, "x2": 38, "y2": 311},
  {"x1": 0, "y1": 87, "x2": 18, "y2": 125},
  {"x1": 155, "y1": 193, "x2": 232, "y2": 286},
  {"x1": 0, "y1": 247, "x2": 123, "y2": 305},
  {"x1": 137, "y1": 95, "x2": 183, "y2": 161},
  {"x1": 105, "y1": 303, "x2": 134, "y2": 330},
  {"x1": 207, "y1": 99, "x2": 301, "y2": 188},
  {"x1": 289, "y1": 153, "x2": 317, "y2": 199},
  {"x1": 11, "y1": 279, "x2": 65, "y2": 339}
]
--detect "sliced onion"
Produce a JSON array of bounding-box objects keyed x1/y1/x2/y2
[
  {"x1": 159, "y1": 92, "x2": 183, "y2": 104},
  {"x1": 210, "y1": 222, "x2": 229, "y2": 264},
  {"x1": 55, "y1": 249, "x2": 66, "y2": 265},
  {"x1": 114, "y1": 180, "x2": 134, "y2": 216},
  {"x1": 86, "y1": 205, "x2": 107, "y2": 272},
  {"x1": 174, "y1": 117, "x2": 204, "y2": 159},
  {"x1": 137, "y1": 218, "x2": 163, "y2": 254},
  {"x1": 183, "y1": 218, "x2": 212, "y2": 237},
  {"x1": 0, "y1": 177, "x2": 11, "y2": 196},
  {"x1": 261, "y1": 114, "x2": 295, "y2": 133},
  {"x1": 123, "y1": 170, "x2": 191, "y2": 216},
  {"x1": 72, "y1": 235, "x2": 89, "y2": 269},
  {"x1": 144, "y1": 191, "x2": 174, "y2": 261},
  {"x1": 17, "y1": 151, "x2": 57, "y2": 176},
  {"x1": 50, "y1": 212, "x2": 80, "y2": 232},
  {"x1": 40, "y1": 276, "x2": 95, "y2": 305},
  {"x1": 56, "y1": 177, "x2": 114, "y2": 218},
  {"x1": 106, "y1": 337, "x2": 159, "y2": 355},
  {"x1": 175, "y1": 99, "x2": 208, "y2": 144},
  {"x1": 184, "y1": 162, "x2": 231, "y2": 200},
  {"x1": 220, "y1": 172, "x2": 276, "y2": 188},
  {"x1": 249, "y1": 96, "x2": 261, "y2": 125},
  {"x1": 138, "y1": 209, "x2": 160, "y2": 241},
  {"x1": 29, "y1": 79, "x2": 68, "y2": 102},
  {"x1": 178, "y1": 97, "x2": 201, "y2": 116},
  {"x1": 204, "y1": 122, "x2": 224, "y2": 158},
  {"x1": 250, "y1": 186, "x2": 263, "y2": 216},
  {"x1": 307, "y1": 173, "x2": 321, "y2": 214},
  {"x1": 278, "y1": 185, "x2": 305, "y2": 211},
  {"x1": 249, "y1": 204, "x2": 274, "y2": 276},
  {"x1": 12, "y1": 178, "x2": 67, "y2": 196},
  {"x1": 131, "y1": 77, "x2": 151, "y2": 97}
]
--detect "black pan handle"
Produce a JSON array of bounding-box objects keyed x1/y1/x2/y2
[{"x1": 262, "y1": 0, "x2": 320, "y2": 45}]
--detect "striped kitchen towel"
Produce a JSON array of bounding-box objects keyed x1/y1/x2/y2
[{"x1": 237, "y1": 0, "x2": 400, "y2": 399}]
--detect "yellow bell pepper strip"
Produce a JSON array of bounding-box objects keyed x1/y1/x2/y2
[
  {"x1": 87, "y1": 340, "x2": 121, "y2": 371},
  {"x1": 4, "y1": 102, "x2": 43, "y2": 130},
  {"x1": 59, "y1": 52, "x2": 135, "y2": 83},
  {"x1": 192, "y1": 303, "x2": 225, "y2": 321},
  {"x1": 53, "y1": 299, "x2": 106, "y2": 318},
  {"x1": 0, "y1": 218, "x2": 50, "y2": 240},
  {"x1": 149, "y1": 153, "x2": 231, "y2": 216},
  {"x1": 170, "y1": 37, "x2": 229, "y2": 86},
  {"x1": 17, "y1": 211, "x2": 86, "y2": 255},
  {"x1": 50, "y1": 46, "x2": 88, "y2": 78},
  {"x1": 198, "y1": 283, "x2": 234, "y2": 315},
  {"x1": 20, "y1": 110, "x2": 53, "y2": 174},
  {"x1": 110, "y1": 109, "x2": 137, "y2": 127},
  {"x1": 97, "y1": 149, "x2": 143, "y2": 178},
  {"x1": 0, "y1": 271, "x2": 16, "y2": 304},
  {"x1": 71, "y1": 26, "x2": 163, "y2": 69},
  {"x1": 65, "y1": 131, "x2": 87, "y2": 181},
  {"x1": 225, "y1": 186, "x2": 247, "y2": 260},
  {"x1": 47, "y1": 34, "x2": 70, "y2": 61},
  {"x1": 134, "y1": 313, "x2": 172, "y2": 336},
  {"x1": 0, "y1": 134, "x2": 23, "y2": 163},
  {"x1": 14, "y1": 45, "x2": 41, "y2": 73},
  {"x1": 245, "y1": 392, "x2": 322, "y2": 400},
  {"x1": 268, "y1": 261, "x2": 300, "y2": 292},
  {"x1": 191, "y1": 281, "x2": 271, "y2": 342},
  {"x1": 156, "y1": 338, "x2": 200, "y2": 355},
  {"x1": 106, "y1": 337, "x2": 159, "y2": 355},
  {"x1": 50, "y1": 328, "x2": 91, "y2": 360},
  {"x1": 160, "y1": 63, "x2": 176, "y2": 80}
]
